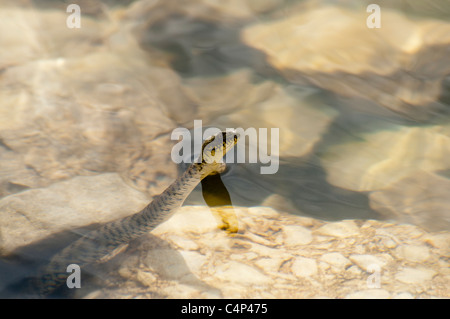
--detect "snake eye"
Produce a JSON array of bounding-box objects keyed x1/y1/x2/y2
[{"x1": 211, "y1": 148, "x2": 215, "y2": 156}]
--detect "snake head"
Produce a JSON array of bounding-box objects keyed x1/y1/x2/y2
[{"x1": 200, "y1": 130, "x2": 240, "y2": 164}]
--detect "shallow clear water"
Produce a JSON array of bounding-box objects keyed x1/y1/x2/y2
[{"x1": 0, "y1": 0, "x2": 449, "y2": 298}]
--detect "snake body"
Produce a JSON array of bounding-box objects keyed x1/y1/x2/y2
[{"x1": 36, "y1": 131, "x2": 239, "y2": 296}]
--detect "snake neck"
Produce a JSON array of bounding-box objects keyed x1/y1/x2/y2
[
  {"x1": 134, "y1": 161, "x2": 225, "y2": 228},
  {"x1": 153, "y1": 162, "x2": 224, "y2": 208}
]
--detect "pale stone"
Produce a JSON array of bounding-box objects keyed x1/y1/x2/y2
[
  {"x1": 0, "y1": 148, "x2": 48, "y2": 198},
  {"x1": 143, "y1": 249, "x2": 195, "y2": 281},
  {"x1": 255, "y1": 257, "x2": 283, "y2": 273},
  {"x1": 345, "y1": 289, "x2": 390, "y2": 299},
  {"x1": 152, "y1": 206, "x2": 219, "y2": 235},
  {"x1": 395, "y1": 267, "x2": 437, "y2": 284},
  {"x1": 346, "y1": 265, "x2": 362, "y2": 276},
  {"x1": 161, "y1": 284, "x2": 202, "y2": 299},
  {"x1": 393, "y1": 292, "x2": 414, "y2": 299},
  {"x1": 438, "y1": 259, "x2": 450, "y2": 272},
  {"x1": 0, "y1": 173, "x2": 149, "y2": 255},
  {"x1": 242, "y1": 6, "x2": 450, "y2": 121},
  {"x1": 3, "y1": 194, "x2": 450, "y2": 299},
  {"x1": 117, "y1": 254, "x2": 140, "y2": 279},
  {"x1": 320, "y1": 252, "x2": 352, "y2": 270},
  {"x1": 166, "y1": 235, "x2": 200, "y2": 251},
  {"x1": 200, "y1": 289, "x2": 222, "y2": 299},
  {"x1": 242, "y1": 232, "x2": 275, "y2": 248},
  {"x1": 282, "y1": 225, "x2": 313, "y2": 246},
  {"x1": 291, "y1": 257, "x2": 318, "y2": 278},
  {"x1": 248, "y1": 242, "x2": 283, "y2": 258},
  {"x1": 349, "y1": 255, "x2": 387, "y2": 272},
  {"x1": 136, "y1": 270, "x2": 158, "y2": 286},
  {"x1": 424, "y1": 233, "x2": 450, "y2": 257},
  {"x1": 370, "y1": 171, "x2": 450, "y2": 231},
  {"x1": 423, "y1": 233, "x2": 450, "y2": 249},
  {"x1": 0, "y1": 7, "x2": 191, "y2": 194},
  {"x1": 395, "y1": 245, "x2": 430, "y2": 263},
  {"x1": 321, "y1": 126, "x2": 450, "y2": 192},
  {"x1": 387, "y1": 224, "x2": 426, "y2": 239},
  {"x1": 378, "y1": 253, "x2": 395, "y2": 265},
  {"x1": 315, "y1": 220, "x2": 359, "y2": 238},
  {"x1": 243, "y1": 7, "x2": 415, "y2": 74},
  {"x1": 0, "y1": 8, "x2": 103, "y2": 69},
  {"x1": 178, "y1": 250, "x2": 207, "y2": 276},
  {"x1": 383, "y1": 239, "x2": 397, "y2": 249},
  {"x1": 318, "y1": 262, "x2": 330, "y2": 271},
  {"x1": 214, "y1": 261, "x2": 271, "y2": 285},
  {"x1": 247, "y1": 206, "x2": 281, "y2": 219},
  {"x1": 82, "y1": 201, "x2": 449, "y2": 298},
  {"x1": 230, "y1": 251, "x2": 257, "y2": 262},
  {"x1": 35, "y1": 205, "x2": 448, "y2": 299},
  {"x1": 198, "y1": 232, "x2": 233, "y2": 252},
  {"x1": 83, "y1": 290, "x2": 103, "y2": 299}
]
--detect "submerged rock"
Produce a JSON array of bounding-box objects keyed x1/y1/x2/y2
[
  {"x1": 0, "y1": 7, "x2": 104, "y2": 69},
  {"x1": 370, "y1": 171, "x2": 450, "y2": 231},
  {"x1": 80, "y1": 206, "x2": 448, "y2": 299},
  {"x1": 0, "y1": 146, "x2": 46, "y2": 198},
  {"x1": 319, "y1": 125, "x2": 450, "y2": 192},
  {"x1": 395, "y1": 267, "x2": 437, "y2": 285},
  {"x1": 242, "y1": 6, "x2": 450, "y2": 121},
  {"x1": 1, "y1": 183, "x2": 448, "y2": 298},
  {"x1": 0, "y1": 5, "x2": 197, "y2": 195},
  {"x1": 0, "y1": 173, "x2": 149, "y2": 256},
  {"x1": 315, "y1": 220, "x2": 360, "y2": 238}
]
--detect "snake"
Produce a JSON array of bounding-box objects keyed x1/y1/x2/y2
[{"x1": 35, "y1": 130, "x2": 240, "y2": 296}]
